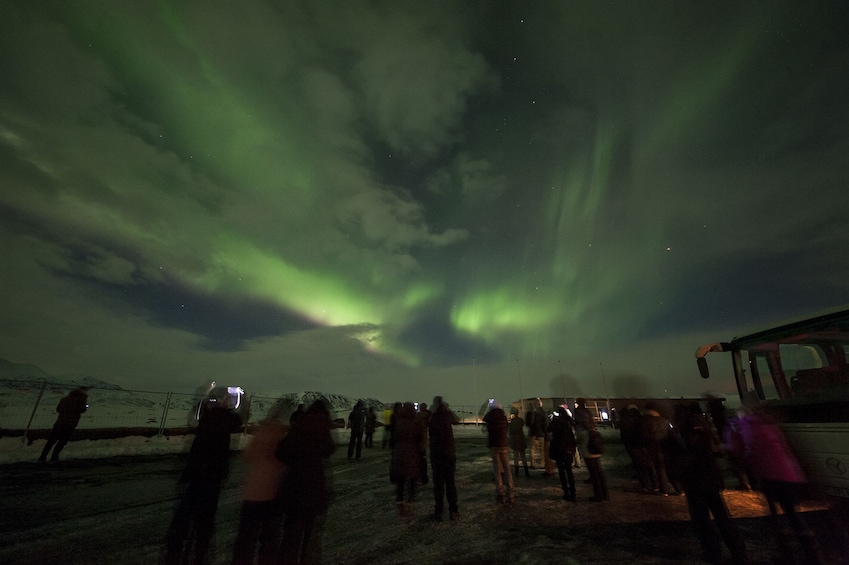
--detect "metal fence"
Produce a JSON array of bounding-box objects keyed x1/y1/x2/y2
[{"x1": 0, "y1": 379, "x2": 484, "y2": 439}]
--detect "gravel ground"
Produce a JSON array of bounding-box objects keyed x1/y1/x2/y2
[
  {"x1": 319, "y1": 429, "x2": 848, "y2": 565},
  {"x1": 1, "y1": 428, "x2": 846, "y2": 564}
]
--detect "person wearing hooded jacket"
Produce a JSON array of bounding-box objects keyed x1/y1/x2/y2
[
  {"x1": 575, "y1": 398, "x2": 609, "y2": 502},
  {"x1": 526, "y1": 398, "x2": 548, "y2": 469},
  {"x1": 38, "y1": 387, "x2": 88, "y2": 463},
  {"x1": 508, "y1": 407, "x2": 530, "y2": 477},
  {"x1": 483, "y1": 400, "x2": 514, "y2": 506},
  {"x1": 428, "y1": 396, "x2": 460, "y2": 521},
  {"x1": 164, "y1": 387, "x2": 243, "y2": 565},
  {"x1": 671, "y1": 403, "x2": 748, "y2": 565},
  {"x1": 275, "y1": 399, "x2": 336, "y2": 564},
  {"x1": 347, "y1": 400, "x2": 366, "y2": 460},
  {"x1": 391, "y1": 402, "x2": 426, "y2": 517},
  {"x1": 549, "y1": 408, "x2": 578, "y2": 501}
]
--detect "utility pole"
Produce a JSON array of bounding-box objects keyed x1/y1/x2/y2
[
  {"x1": 473, "y1": 357, "x2": 478, "y2": 425},
  {"x1": 599, "y1": 361, "x2": 611, "y2": 422},
  {"x1": 558, "y1": 360, "x2": 567, "y2": 406},
  {"x1": 516, "y1": 359, "x2": 524, "y2": 415}
]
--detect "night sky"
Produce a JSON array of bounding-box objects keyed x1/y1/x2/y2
[{"x1": 2, "y1": 2, "x2": 848, "y2": 406}]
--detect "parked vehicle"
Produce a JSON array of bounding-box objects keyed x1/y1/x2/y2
[{"x1": 696, "y1": 306, "x2": 849, "y2": 499}]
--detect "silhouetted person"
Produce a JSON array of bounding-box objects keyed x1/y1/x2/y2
[
  {"x1": 734, "y1": 406, "x2": 822, "y2": 565},
  {"x1": 417, "y1": 402, "x2": 431, "y2": 484},
  {"x1": 526, "y1": 398, "x2": 547, "y2": 469},
  {"x1": 38, "y1": 387, "x2": 88, "y2": 463},
  {"x1": 429, "y1": 396, "x2": 460, "y2": 521},
  {"x1": 347, "y1": 400, "x2": 366, "y2": 460},
  {"x1": 276, "y1": 400, "x2": 335, "y2": 564},
  {"x1": 642, "y1": 401, "x2": 673, "y2": 495},
  {"x1": 231, "y1": 410, "x2": 287, "y2": 565},
  {"x1": 364, "y1": 406, "x2": 377, "y2": 448},
  {"x1": 384, "y1": 402, "x2": 401, "y2": 449},
  {"x1": 508, "y1": 407, "x2": 530, "y2": 477},
  {"x1": 722, "y1": 413, "x2": 753, "y2": 491},
  {"x1": 672, "y1": 403, "x2": 747, "y2": 565},
  {"x1": 289, "y1": 403, "x2": 305, "y2": 428},
  {"x1": 619, "y1": 405, "x2": 653, "y2": 492},
  {"x1": 164, "y1": 387, "x2": 242, "y2": 565},
  {"x1": 576, "y1": 398, "x2": 608, "y2": 501},
  {"x1": 549, "y1": 407, "x2": 577, "y2": 501},
  {"x1": 484, "y1": 400, "x2": 514, "y2": 506},
  {"x1": 390, "y1": 402, "x2": 426, "y2": 517}
]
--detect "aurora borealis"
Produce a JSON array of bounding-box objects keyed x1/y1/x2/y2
[{"x1": 2, "y1": 2, "x2": 848, "y2": 406}]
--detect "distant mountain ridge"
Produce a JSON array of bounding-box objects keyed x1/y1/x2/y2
[
  {"x1": 0, "y1": 358, "x2": 122, "y2": 390},
  {"x1": 0, "y1": 359, "x2": 384, "y2": 413}
]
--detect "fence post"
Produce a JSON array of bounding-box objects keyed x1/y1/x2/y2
[
  {"x1": 157, "y1": 391, "x2": 172, "y2": 437},
  {"x1": 23, "y1": 381, "x2": 48, "y2": 445}
]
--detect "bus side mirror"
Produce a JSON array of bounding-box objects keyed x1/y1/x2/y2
[{"x1": 697, "y1": 357, "x2": 710, "y2": 379}]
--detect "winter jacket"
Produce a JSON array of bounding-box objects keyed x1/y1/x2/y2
[
  {"x1": 55, "y1": 388, "x2": 88, "y2": 428},
  {"x1": 348, "y1": 403, "x2": 366, "y2": 433},
  {"x1": 618, "y1": 407, "x2": 644, "y2": 447},
  {"x1": 429, "y1": 405, "x2": 459, "y2": 459},
  {"x1": 484, "y1": 408, "x2": 509, "y2": 448},
  {"x1": 276, "y1": 409, "x2": 336, "y2": 514},
  {"x1": 365, "y1": 409, "x2": 378, "y2": 432},
  {"x1": 527, "y1": 407, "x2": 548, "y2": 437},
  {"x1": 508, "y1": 416, "x2": 526, "y2": 451},
  {"x1": 391, "y1": 410, "x2": 426, "y2": 480},
  {"x1": 573, "y1": 406, "x2": 595, "y2": 432},
  {"x1": 548, "y1": 414, "x2": 577, "y2": 461},
  {"x1": 673, "y1": 410, "x2": 724, "y2": 492},
  {"x1": 737, "y1": 413, "x2": 806, "y2": 484},
  {"x1": 241, "y1": 419, "x2": 287, "y2": 502},
  {"x1": 180, "y1": 405, "x2": 242, "y2": 483}
]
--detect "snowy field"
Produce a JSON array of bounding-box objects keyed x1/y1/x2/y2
[{"x1": 1, "y1": 429, "x2": 847, "y2": 565}]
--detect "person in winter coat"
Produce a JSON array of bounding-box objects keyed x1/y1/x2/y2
[
  {"x1": 575, "y1": 398, "x2": 609, "y2": 502},
  {"x1": 548, "y1": 407, "x2": 578, "y2": 501},
  {"x1": 417, "y1": 403, "x2": 432, "y2": 484},
  {"x1": 390, "y1": 402, "x2": 426, "y2": 517},
  {"x1": 428, "y1": 396, "x2": 460, "y2": 522},
  {"x1": 483, "y1": 400, "x2": 514, "y2": 506},
  {"x1": 508, "y1": 407, "x2": 530, "y2": 477},
  {"x1": 38, "y1": 387, "x2": 88, "y2": 463},
  {"x1": 275, "y1": 399, "x2": 336, "y2": 564},
  {"x1": 231, "y1": 411, "x2": 287, "y2": 565},
  {"x1": 642, "y1": 401, "x2": 674, "y2": 495},
  {"x1": 671, "y1": 403, "x2": 748, "y2": 565},
  {"x1": 733, "y1": 406, "x2": 822, "y2": 565},
  {"x1": 619, "y1": 405, "x2": 653, "y2": 492},
  {"x1": 722, "y1": 414, "x2": 753, "y2": 491},
  {"x1": 384, "y1": 402, "x2": 401, "y2": 449},
  {"x1": 164, "y1": 387, "x2": 243, "y2": 565},
  {"x1": 289, "y1": 403, "x2": 305, "y2": 427},
  {"x1": 364, "y1": 406, "x2": 378, "y2": 448},
  {"x1": 347, "y1": 400, "x2": 366, "y2": 460},
  {"x1": 526, "y1": 398, "x2": 548, "y2": 469}
]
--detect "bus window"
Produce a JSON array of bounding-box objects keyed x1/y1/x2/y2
[
  {"x1": 749, "y1": 352, "x2": 780, "y2": 400},
  {"x1": 782, "y1": 343, "x2": 849, "y2": 398}
]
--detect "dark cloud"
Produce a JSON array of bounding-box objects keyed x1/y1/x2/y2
[{"x1": 1, "y1": 1, "x2": 847, "y2": 404}]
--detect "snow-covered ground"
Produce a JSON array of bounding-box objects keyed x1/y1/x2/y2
[
  {"x1": 1, "y1": 429, "x2": 846, "y2": 565},
  {"x1": 0, "y1": 423, "x2": 489, "y2": 465}
]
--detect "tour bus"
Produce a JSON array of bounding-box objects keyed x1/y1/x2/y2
[{"x1": 695, "y1": 306, "x2": 849, "y2": 499}]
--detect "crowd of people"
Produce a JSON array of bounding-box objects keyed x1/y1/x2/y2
[
  {"x1": 616, "y1": 401, "x2": 824, "y2": 565},
  {"x1": 63, "y1": 384, "x2": 815, "y2": 565}
]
